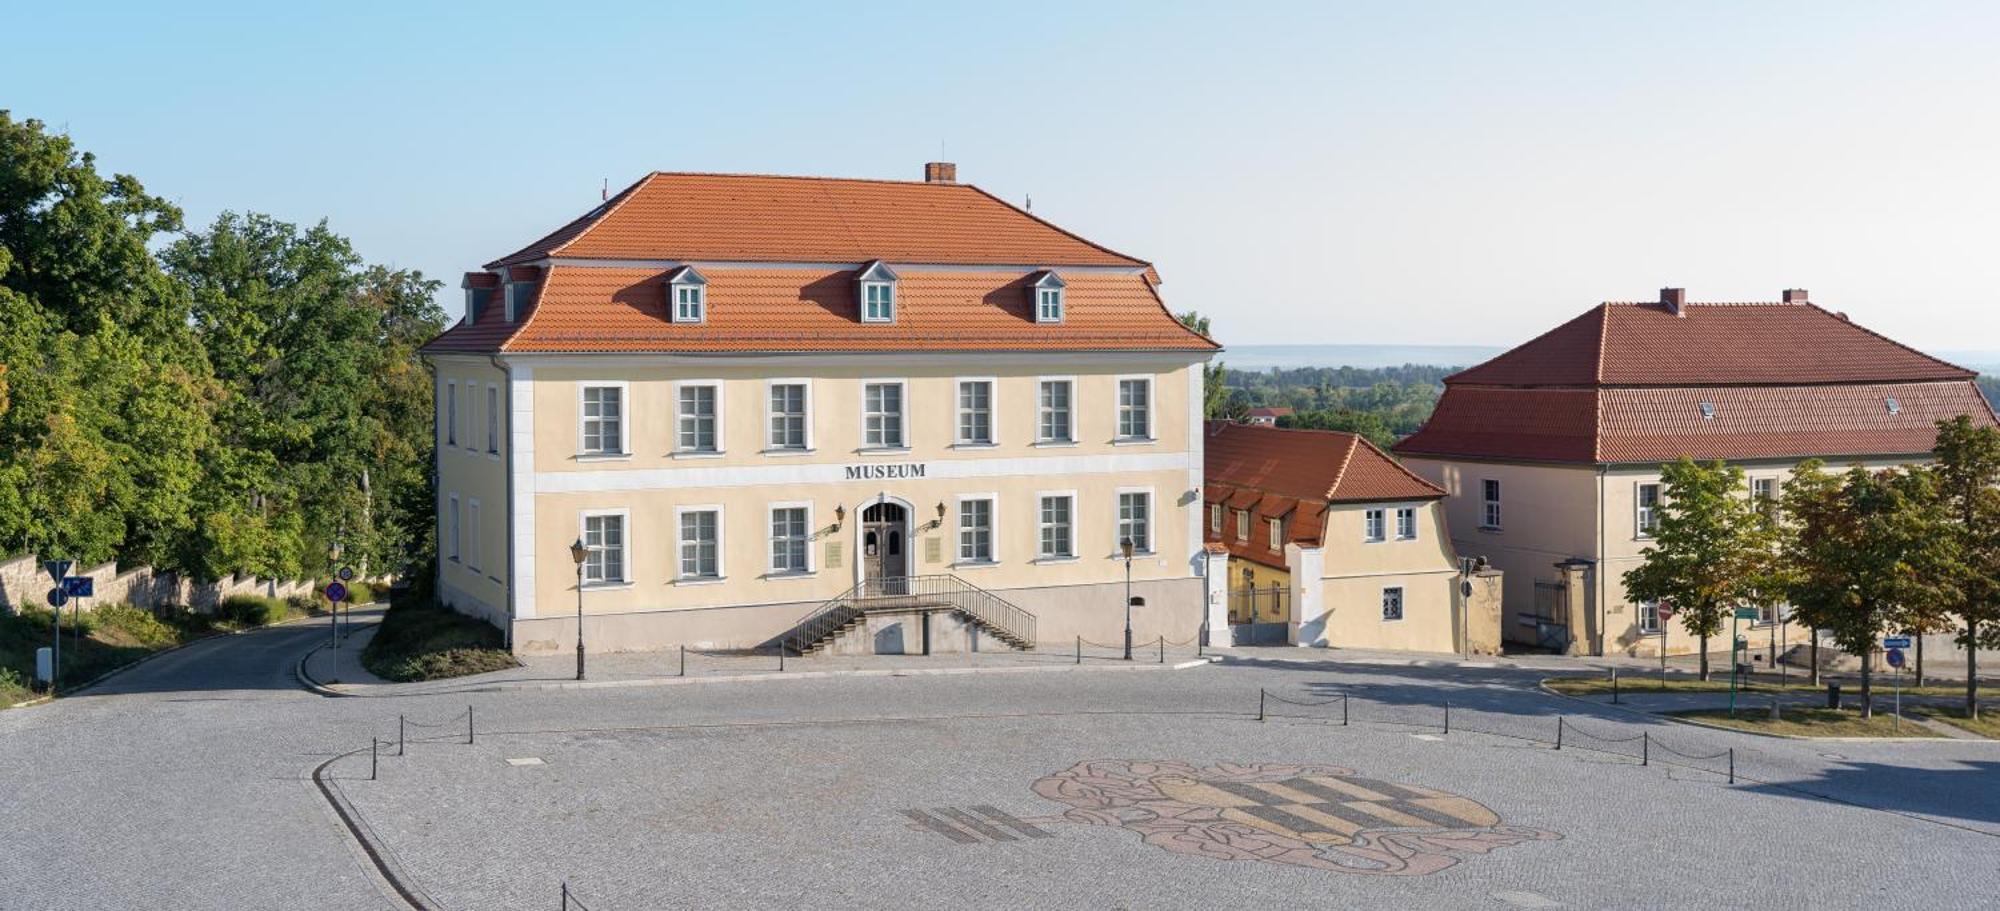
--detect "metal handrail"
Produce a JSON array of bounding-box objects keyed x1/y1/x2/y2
[{"x1": 784, "y1": 574, "x2": 1037, "y2": 653}]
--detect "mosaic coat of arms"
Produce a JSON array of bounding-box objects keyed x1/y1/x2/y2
[{"x1": 905, "y1": 760, "x2": 1559, "y2": 876}]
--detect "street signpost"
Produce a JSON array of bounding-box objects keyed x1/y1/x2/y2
[
  {"x1": 1729, "y1": 607, "x2": 1759, "y2": 717},
  {"x1": 44, "y1": 560, "x2": 72, "y2": 583},
  {"x1": 61, "y1": 577, "x2": 93, "y2": 597},
  {"x1": 1885, "y1": 638, "x2": 1909, "y2": 730},
  {"x1": 43, "y1": 559, "x2": 71, "y2": 695},
  {"x1": 325, "y1": 580, "x2": 349, "y2": 648},
  {"x1": 337, "y1": 566, "x2": 355, "y2": 582}
]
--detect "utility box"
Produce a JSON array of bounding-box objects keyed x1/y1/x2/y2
[{"x1": 35, "y1": 647, "x2": 52, "y2": 686}]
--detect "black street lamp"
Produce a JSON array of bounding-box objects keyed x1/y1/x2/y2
[
  {"x1": 570, "y1": 537, "x2": 588, "y2": 680},
  {"x1": 1121, "y1": 537, "x2": 1135, "y2": 661}
]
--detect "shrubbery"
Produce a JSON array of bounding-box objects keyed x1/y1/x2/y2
[
  {"x1": 87, "y1": 603, "x2": 182, "y2": 649},
  {"x1": 361, "y1": 594, "x2": 516, "y2": 682},
  {"x1": 219, "y1": 594, "x2": 292, "y2": 628}
]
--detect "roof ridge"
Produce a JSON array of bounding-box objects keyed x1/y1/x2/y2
[
  {"x1": 1593, "y1": 302, "x2": 1609, "y2": 385},
  {"x1": 1798, "y1": 301, "x2": 1978, "y2": 379},
  {"x1": 1325, "y1": 435, "x2": 1361, "y2": 500},
  {"x1": 546, "y1": 173, "x2": 660, "y2": 260},
  {"x1": 1444, "y1": 304, "x2": 1603, "y2": 385},
  {"x1": 1353, "y1": 434, "x2": 1447, "y2": 497},
  {"x1": 643, "y1": 169, "x2": 986, "y2": 188},
  {"x1": 959, "y1": 183, "x2": 1151, "y2": 269}
]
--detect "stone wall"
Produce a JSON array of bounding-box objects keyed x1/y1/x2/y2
[{"x1": 0, "y1": 551, "x2": 316, "y2": 615}]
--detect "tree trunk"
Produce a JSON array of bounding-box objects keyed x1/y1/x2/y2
[
  {"x1": 1915, "y1": 634, "x2": 1924, "y2": 688},
  {"x1": 1970, "y1": 620, "x2": 1981, "y2": 720},
  {"x1": 1859, "y1": 649, "x2": 1873, "y2": 719},
  {"x1": 1698, "y1": 632, "x2": 1710, "y2": 681},
  {"x1": 1810, "y1": 634, "x2": 1821, "y2": 686}
]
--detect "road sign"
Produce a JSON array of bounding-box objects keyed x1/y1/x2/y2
[
  {"x1": 1882, "y1": 636, "x2": 1912, "y2": 649},
  {"x1": 1733, "y1": 607, "x2": 1760, "y2": 621},
  {"x1": 44, "y1": 559, "x2": 72, "y2": 583},
  {"x1": 61, "y1": 576, "x2": 93, "y2": 598},
  {"x1": 1886, "y1": 647, "x2": 1906, "y2": 669},
  {"x1": 337, "y1": 566, "x2": 355, "y2": 582},
  {"x1": 325, "y1": 581, "x2": 349, "y2": 603},
  {"x1": 47, "y1": 587, "x2": 69, "y2": 608}
]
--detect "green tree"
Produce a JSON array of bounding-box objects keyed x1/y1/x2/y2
[
  {"x1": 1785, "y1": 462, "x2": 1959, "y2": 717},
  {"x1": 1177, "y1": 310, "x2": 1228, "y2": 419},
  {"x1": 1931, "y1": 416, "x2": 2000, "y2": 717},
  {"x1": 1622, "y1": 459, "x2": 1764, "y2": 680}
]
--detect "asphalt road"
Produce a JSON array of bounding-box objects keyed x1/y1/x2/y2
[{"x1": 5, "y1": 622, "x2": 2000, "y2": 910}]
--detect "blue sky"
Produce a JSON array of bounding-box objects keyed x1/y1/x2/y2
[{"x1": 8, "y1": 1, "x2": 1999, "y2": 352}]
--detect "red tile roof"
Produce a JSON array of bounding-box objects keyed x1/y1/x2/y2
[
  {"x1": 424, "y1": 171, "x2": 1215, "y2": 356},
  {"x1": 1206, "y1": 421, "x2": 1444, "y2": 504},
  {"x1": 1396, "y1": 297, "x2": 1997, "y2": 464},
  {"x1": 1448, "y1": 302, "x2": 1974, "y2": 387},
  {"x1": 487, "y1": 172, "x2": 1150, "y2": 269},
  {"x1": 431, "y1": 264, "x2": 1212, "y2": 354},
  {"x1": 1246, "y1": 406, "x2": 1294, "y2": 418}
]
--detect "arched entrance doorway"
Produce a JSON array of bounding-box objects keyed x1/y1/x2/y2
[{"x1": 860, "y1": 501, "x2": 909, "y2": 594}]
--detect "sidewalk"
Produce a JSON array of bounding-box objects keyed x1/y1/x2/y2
[
  {"x1": 1207, "y1": 643, "x2": 1662, "y2": 674},
  {"x1": 1551, "y1": 688, "x2": 1991, "y2": 740},
  {"x1": 298, "y1": 621, "x2": 1216, "y2": 698}
]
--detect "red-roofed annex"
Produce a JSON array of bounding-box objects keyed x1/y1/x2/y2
[{"x1": 1392, "y1": 288, "x2": 1996, "y2": 661}]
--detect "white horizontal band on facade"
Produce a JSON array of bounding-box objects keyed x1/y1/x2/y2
[{"x1": 534, "y1": 450, "x2": 1196, "y2": 494}]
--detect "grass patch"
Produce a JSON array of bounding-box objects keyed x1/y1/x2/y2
[
  {"x1": 1544, "y1": 675, "x2": 1988, "y2": 699},
  {"x1": 360, "y1": 596, "x2": 516, "y2": 682},
  {"x1": 1666, "y1": 706, "x2": 1943, "y2": 738},
  {"x1": 1908, "y1": 706, "x2": 2000, "y2": 739}
]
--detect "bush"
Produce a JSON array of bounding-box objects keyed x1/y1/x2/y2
[
  {"x1": 0, "y1": 666, "x2": 30, "y2": 706},
  {"x1": 343, "y1": 581, "x2": 376, "y2": 604},
  {"x1": 218, "y1": 594, "x2": 290, "y2": 627},
  {"x1": 361, "y1": 596, "x2": 515, "y2": 682},
  {"x1": 286, "y1": 594, "x2": 320, "y2": 616},
  {"x1": 88, "y1": 603, "x2": 182, "y2": 649}
]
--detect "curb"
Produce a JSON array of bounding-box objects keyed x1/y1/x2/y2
[
  {"x1": 1533, "y1": 679, "x2": 1993, "y2": 743},
  {"x1": 310, "y1": 747, "x2": 438, "y2": 911},
  {"x1": 303, "y1": 652, "x2": 1221, "y2": 699}
]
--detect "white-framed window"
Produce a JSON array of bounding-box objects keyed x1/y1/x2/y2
[
  {"x1": 668, "y1": 265, "x2": 707, "y2": 323},
  {"x1": 465, "y1": 500, "x2": 481, "y2": 572},
  {"x1": 958, "y1": 496, "x2": 995, "y2": 564},
  {"x1": 1037, "y1": 286, "x2": 1064, "y2": 322},
  {"x1": 1481, "y1": 479, "x2": 1502, "y2": 529},
  {"x1": 956, "y1": 379, "x2": 994, "y2": 445},
  {"x1": 1117, "y1": 489, "x2": 1152, "y2": 554},
  {"x1": 1395, "y1": 506, "x2": 1417, "y2": 541},
  {"x1": 676, "y1": 507, "x2": 722, "y2": 580},
  {"x1": 1116, "y1": 377, "x2": 1152, "y2": 440},
  {"x1": 579, "y1": 383, "x2": 627, "y2": 456},
  {"x1": 582, "y1": 510, "x2": 628, "y2": 586},
  {"x1": 446, "y1": 493, "x2": 460, "y2": 562},
  {"x1": 1364, "y1": 508, "x2": 1386, "y2": 543},
  {"x1": 1038, "y1": 493, "x2": 1075, "y2": 559},
  {"x1": 1267, "y1": 517, "x2": 1283, "y2": 550},
  {"x1": 1209, "y1": 503, "x2": 1223, "y2": 535},
  {"x1": 1638, "y1": 600, "x2": 1662, "y2": 634},
  {"x1": 1235, "y1": 509, "x2": 1250, "y2": 542},
  {"x1": 862, "y1": 381, "x2": 906, "y2": 449},
  {"x1": 485, "y1": 385, "x2": 500, "y2": 454},
  {"x1": 858, "y1": 262, "x2": 899, "y2": 323},
  {"x1": 1381, "y1": 587, "x2": 1404, "y2": 622},
  {"x1": 445, "y1": 382, "x2": 457, "y2": 447},
  {"x1": 769, "y1": 504, "x2": 811, "y2": 575},
  {"x1": 1038, "y1": 378, "x2": 1074, "y2": 443},
  {"x1": 1750, "y1": 477, "x2": 1777, "y2": 516},
  {"x1": 767, "y1": 380, "x2": 811, "y2": 451},
  {"x1": 1636, "y1": 483, "x2": 1661, "y2": 538},
  {"x1": 676, "y1": 382, "x2": 721, "y2": 454}
]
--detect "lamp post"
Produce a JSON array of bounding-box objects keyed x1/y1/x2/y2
[
  {"x1": 328, "y1": 540, "x2": 343, "y2": 647},
  {"x1": 1121, "y1": 537, "x2": 1135, "y2": 661},
  {"x1": 570, "y1": 537, "x2": 588, "y2": 681}
]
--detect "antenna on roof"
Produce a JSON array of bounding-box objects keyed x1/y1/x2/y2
[
  {"x1": 601, "y1": 178, "x2": 608, "y2": 202},
  {"x1": 1025, "y1": 193, "x2": 1032, "y2": 212}
]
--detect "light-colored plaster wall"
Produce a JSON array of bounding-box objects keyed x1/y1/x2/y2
[
  {"x1": 433, "y1": 356, "x2": 511, "y2": 626},
  {"x1": 1310, "y1": 500, "x2": 1462, "y2": 652}
]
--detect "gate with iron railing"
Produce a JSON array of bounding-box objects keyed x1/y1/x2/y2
[{"x1": 1228, "y1": 584, "x2": 1290, "y2": 646}]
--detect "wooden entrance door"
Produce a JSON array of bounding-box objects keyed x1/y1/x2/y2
[{"x1": 861, "y1": 502, "x2": 908, "y2": 593}]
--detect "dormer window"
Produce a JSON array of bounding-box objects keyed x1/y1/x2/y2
[
  {"x1": 1032, "y1": 271, "x2": 1066, "y2": 323},
  {"x1": 464, "y1": 287, "x2": 489, "y2": 326},
  {"x1": 857, "y1": 260, "x2": 898, "y2": 323},
  {"x1": 667, "y1": 266, "x2": 707, "y2": 324},
  {"x1": 504, "y1": 282, "x2": 531, "y2": 322}
]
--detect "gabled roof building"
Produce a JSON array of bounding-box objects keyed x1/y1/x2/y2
[{"x1": 1394, "y1": 288, "x2": 1997, "y2": 656}]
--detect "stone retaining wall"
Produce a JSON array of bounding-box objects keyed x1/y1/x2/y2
[{"x1": 0, "y1": 551, "x2": 316, "y2": 615}]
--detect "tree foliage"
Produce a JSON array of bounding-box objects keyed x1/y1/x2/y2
[
  {"x1": 1930, "y1": 415, "x2": 2000, "y2": 716},
  {"x1": 1622, "y1": 459, "x2": 1770, "y2": 680},
  {"x1": 1176, "y1": 310, "x2": 1229, "y2": 419},
  {"x1": 0, "y1": 112, "x2": 443, "y2": 583}
]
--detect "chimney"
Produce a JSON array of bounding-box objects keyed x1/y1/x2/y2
[
  {"x1": 1782, "y1": 288, "x2": 1809, "y2": 304},
  {"x1": 923, "y1": 161, "x2": 957, "y2": 183},
  {"x1": 1660, "y1": 287, "x2": 1687, "y2": 317}
]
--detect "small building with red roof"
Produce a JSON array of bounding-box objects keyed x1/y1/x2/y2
[
  {"x1": 1205, "y1": 421, "x2": 1502, "y2": 653},
  {"x1": 1394, "y1": 288, "x2": 1998, "y2": 657}
]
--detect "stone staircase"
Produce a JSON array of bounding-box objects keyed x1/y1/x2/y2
[{"x1": 785, "y1": 576, "x2": 1036, "y2": 656}]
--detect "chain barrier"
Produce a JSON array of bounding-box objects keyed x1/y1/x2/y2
[
  {"x1": 1260, "y1": 688, "x2": 1745, "y2": 783},
  {"x1": 561, "y1": 881, "x2": 597, "y2": 911}
]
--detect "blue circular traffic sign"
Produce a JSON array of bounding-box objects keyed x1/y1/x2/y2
[
  {"x1": 337, "y1": 566, "x2": 355, "y2": 582},
  {"x1": 47, "y1": 587, "x2": 68, "y2": 608},
  {"x1": 325, "y1": 581, "x2": 349, "y2": 603},
  {"x1": 1885, "y1": 647, "x2": 1905, "y2": 669}
]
